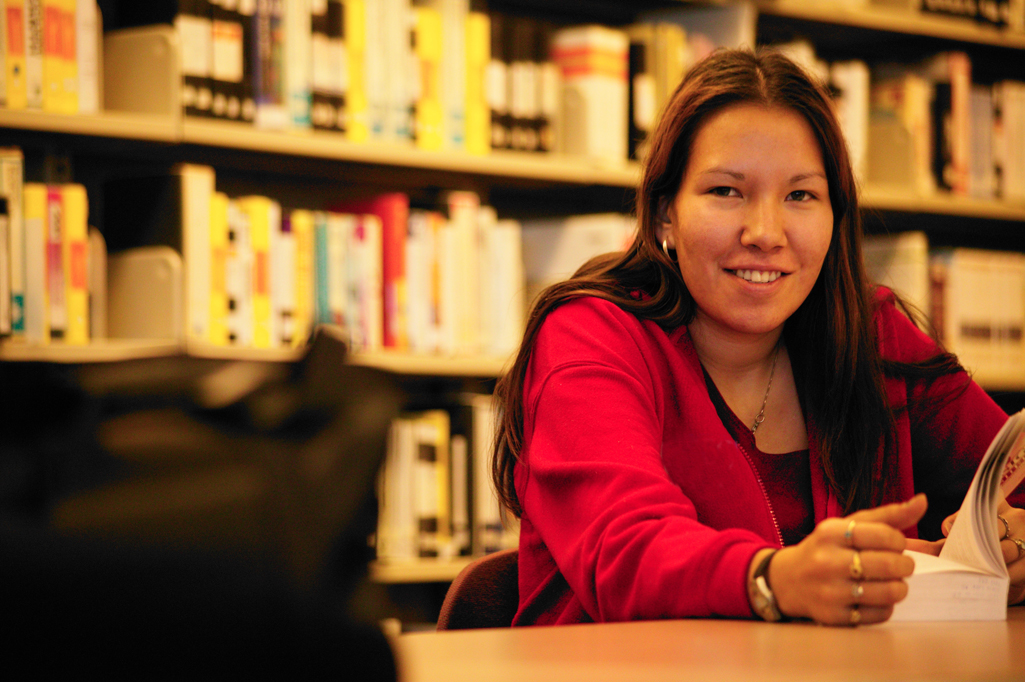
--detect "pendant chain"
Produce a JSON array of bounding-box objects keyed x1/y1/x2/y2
[{"x1": 750, "y1": 342, "x2": 782, "y2": 434}]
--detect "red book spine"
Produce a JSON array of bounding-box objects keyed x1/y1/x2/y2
[{"x1": 332, "y1": 192, "x2": 408, "y2": 349}]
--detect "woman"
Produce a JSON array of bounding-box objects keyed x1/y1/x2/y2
[{"x1": 492, "y1": 49, "x2": 1025, "y2": 627}]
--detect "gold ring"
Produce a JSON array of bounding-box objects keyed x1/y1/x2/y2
[
  {"x1": 999, "y1": 516, "x2": 1011, "y2": 541},
  {"x1": 849, "y1": 605, "x2": 861, "y2": 626},
  {"x1": 849, "y1": 550, "x2": 864, "y2": 580},
  {"x1": 844, "y1": 519, "x2": 857, "y2": 548},
  {"x1": 1013, "y1": 538, "x2": 1025, "y2": 562},
  {"x1": 852, "y1": 582, "x2": 864, "y2": 603}
]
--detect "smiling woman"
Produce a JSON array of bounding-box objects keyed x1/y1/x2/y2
[
  {"x1": 490, "y1": 49, "x2": 1025, "y2": 629},
  {"x1": 659, "y1": 102, "x2": 834, "y2": 458}
]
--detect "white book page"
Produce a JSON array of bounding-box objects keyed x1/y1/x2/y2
[
  {"x1": 939, "y1": 411, "x2": 1025, "y2": 576},
  {"x1": 894, "y1": 551, "x2": 1009, "y2": 622}
]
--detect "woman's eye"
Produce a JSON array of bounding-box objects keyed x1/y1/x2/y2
[
  {"x1": 787, "y1": 190, "x2": 812, "y2": 201},
  {"x1": 710, "y1": 186, "x2": 738, "y2": 197}
]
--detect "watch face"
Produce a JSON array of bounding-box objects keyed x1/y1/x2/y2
[{"x1": 751, "y1": 575, "x2": 782, "y2": 622}]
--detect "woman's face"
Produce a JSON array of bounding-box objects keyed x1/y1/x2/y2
[{"x1": 661, "y1": 103, "x2": 834, "y2": 341}]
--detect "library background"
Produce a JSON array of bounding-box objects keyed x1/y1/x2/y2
[{"x1": 0, "y1": 0, "x2": 1024, "y2": 632}]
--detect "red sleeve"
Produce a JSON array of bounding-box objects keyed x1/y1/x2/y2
[
  {"x1": 873, "y1": 289, "x2": 1024, "y2": 537},
  {"x1": 517, "y1": 298, "x2": 767, "y2": 621}
]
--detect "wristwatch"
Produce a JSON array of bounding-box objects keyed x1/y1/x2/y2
[{"x1": 748, "y1": 549, "x2": 784, "y2": 622}]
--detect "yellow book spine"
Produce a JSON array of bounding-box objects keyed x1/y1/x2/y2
[
  {"x1": 290, "y1": 208, "x2": 314, "y2": 348},
  {"x1": 40, "y1": 0, "x2": 59, "y2": 111},
  {"x1": 61, "y1": 182, "x2": 87, "y2": 344},
  {"x1": 209, "y1": 191, "x2": 230, "y2": 346},
  {"x1": 464, "y1": 11, "x2": 490, "y2": 156},
  {"x1": 344, "y1": 0, "x2": 368, "y2": 142},
  {"x1": 413, "y1": 7, "x2": 443, "y2": 151},
  {"x1": 22, "y1": 182, "x2": 48, "y2": 343},
  {"x1": 237, "y1": 196, "x2": 272, "y2": 349},
  {"x1": 5, "y1": 0, "x2": 27, "y2": 109}
]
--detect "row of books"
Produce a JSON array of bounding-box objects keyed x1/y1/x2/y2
[
  {"x1": 108, "y1": 0, "x2": 496, "y2": 151},
  {"x1": 919, "y1": 0, "x2": 1025, "y2": 30},
  {"x1": 0, "y1": 148, "x2": 96, "y2": 344},
  {"x1": 872, "y1": 52, "x2": 1025, "y2": 203},
  {"x1": 101, "y1": 1, "x2": 755, "y2": 163},
  {"x1": 99, "y1": 164, "x2": 526, "y2": 357},
  {"x1": 376, "y1": 393, "x2": 517, "y2": 562},
  {"x1": 813, "y1": 0, "x2": 1025, "y2": 33},
  {"x1": 863, "y1": 231, "x2": 1025, "y2": 386},
  {"x1": 780, "y1": 41, "x2": 1025, "y2": 205},
  {"x1": 1, "y1": 0, "x2": 101, "y2": 114}
]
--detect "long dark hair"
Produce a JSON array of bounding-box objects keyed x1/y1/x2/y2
[{"x1": 493, "y1": 49, "x2": 959, "y2": 518}]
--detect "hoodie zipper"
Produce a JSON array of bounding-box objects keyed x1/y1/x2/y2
[{"x1": 736, "y1": 440, "x2": 785, "y2": 547}]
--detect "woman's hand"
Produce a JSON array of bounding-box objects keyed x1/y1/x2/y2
[
  {"x1": 941, "y1": 502, "x2": 1025, "y2": 605},
  {"x1": 766, "y1": 494, "x2": 928, "y2": 626}
]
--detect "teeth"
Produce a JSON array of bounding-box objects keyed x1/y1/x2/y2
[{"x1": 734, "y1": 269, "x2": 782, "y2": 283}]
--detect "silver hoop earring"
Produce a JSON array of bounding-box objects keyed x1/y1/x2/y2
[{"x1": 662, "y1": 239, "x2": 674, "y2": 261}]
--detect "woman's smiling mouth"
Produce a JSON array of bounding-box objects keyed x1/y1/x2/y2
[{"x1": 730, "y1": 269, "x2": 784, "y2": 283}]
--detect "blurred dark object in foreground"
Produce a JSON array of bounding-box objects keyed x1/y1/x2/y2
[{"x1": 0, "y1": 329, "x2": 401, "y2": 679}]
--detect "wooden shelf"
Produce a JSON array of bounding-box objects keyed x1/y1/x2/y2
[
  {"x1": 0, "y1": 109, "x2": 178, "y2": 142},
  {"x1": 370, "y1": 557, "x2": 474, "y2": 584},
  {"x1": 861, "y1": 184, "x2": 1025, "y2": 220},
  {"x1": 182, "y1": 117, "x2": 642, "y2": 187},
  {"x1": 0, "y1": 338, "x2": 304, "y2": 363},
  {"x1": 757, "y1": 0, "x2": 1025, "y2": 49},
  {"x1": 350, "y1": 350, "x2": 513, "y2": 378},
  {"x1": 0, "y1": 338, "x2": 181, "y2": 363},
  {"x1": 0, "y1": 337, "x2": 512, "y2": 379}
]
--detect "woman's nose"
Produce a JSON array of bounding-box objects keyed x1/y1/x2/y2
[{"x1": 740, "y1": 199, "x2": 787, "y2": 251}]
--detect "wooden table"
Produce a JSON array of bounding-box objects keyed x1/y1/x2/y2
[{"x1": 394, "y1": 608, "x2": 1025, "y2": 682}]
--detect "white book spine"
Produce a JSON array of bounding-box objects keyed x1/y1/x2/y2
[
  {"x1": 1, "y1": 151, "x2": 24, "y2": 338},
  {"x1": 346, "y1": 213, "x2": 382, "y2": 351},
  {"x1": 383, "y1": 0, "x2": 413, "y2": 140},
  {"x1": 439, "y1": 0, "x2": 467, "y2": 149},
  {"x1": 447, "y1": 191, "x2": 479, "y2": 355},
  {"x1": 405, "y1": 210, "x2": 431, "y2": 354},
  {"x1": 830, "y1": 60, "x2": 869, "y2": 184},
  {"x1": 179, "y1": 164, "x2": 215, "y2": 344},
  {"x1": 284, "y1": 0, "x2": 311, "y2": 128},
  {"x1": 75, "y1": 0, "x2": 99, "y2": 114},
  {"x1": 325, "y1": 211, "x2": 349, "y2": 328},
  {"x1": 491, "y1": 217, "x2": 525, "y2": 358},
  {"x1": 551, "y1": 25, "x2": 629, "y2": 163},
  {"x1": 363, "y1": 0, "x2": 385, "y2": 138}
]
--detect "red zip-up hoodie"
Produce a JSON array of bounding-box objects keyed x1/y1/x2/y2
[{"x1": 512, "y1": 290, "x2": 1018, "y2": 625}]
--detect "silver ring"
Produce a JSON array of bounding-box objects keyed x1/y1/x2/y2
[
  {"x1": 849, "y1": 605, "x2": 861, "y2": 626},
  {"x1": 1013, "y1": 538, "x2": 1025, "y2": 562},
  {"x1": 849, "y1": 550, "x2": 864, "y2": 580},
  {"x1": 852, "y1": 582, "x2": 864, "y2": 603},
  {"x1": 999, "y1": 515, "x2": 1011, "y2": 541},
  {"x1": 844, "y1": 519, "x2": 857, "y2": 548}
]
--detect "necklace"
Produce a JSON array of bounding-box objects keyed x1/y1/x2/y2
[{"x1": 750, "y1": 342, "x2": 782, "y2": 434}]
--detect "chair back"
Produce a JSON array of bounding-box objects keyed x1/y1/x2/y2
[{"x1": 437, "y1": 548, "x2": 519, "y2": 630}]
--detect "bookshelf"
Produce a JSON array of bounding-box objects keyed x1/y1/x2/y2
[
  {"x1": 371, "y1": 557, "x2": 474, "y2": 584},
  {"x1": 2, "y1": 0, "x2": 1025, "y2": 601},
  {"x1": 756, "y1": 0, "x2": 1025, "y2": 49}
]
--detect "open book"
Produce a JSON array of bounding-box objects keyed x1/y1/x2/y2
[{"x1": 890, "y1": 409, "x2": 1025, "y2": 621}]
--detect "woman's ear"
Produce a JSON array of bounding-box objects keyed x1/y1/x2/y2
[{"x1": 657, "y1": 196, "x2": 674, "y2": 247}]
